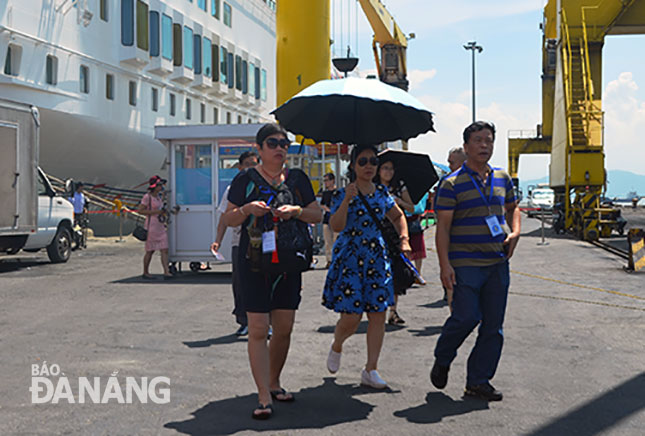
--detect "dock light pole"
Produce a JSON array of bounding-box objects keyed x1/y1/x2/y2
[{"x1": 464, "y1": 41, "x2": 483, "y2": 123}]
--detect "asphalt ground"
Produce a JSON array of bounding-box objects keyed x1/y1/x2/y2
[{"x1": 1, "y1": 215, "x2": 644, "y2": 436}]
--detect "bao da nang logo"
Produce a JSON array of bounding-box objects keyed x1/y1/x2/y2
[{"x1": 30, "y1": 362, "x2": 170, "y2": 404}]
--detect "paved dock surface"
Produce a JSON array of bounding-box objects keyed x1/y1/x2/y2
[{"x1": 1, "y1": 216, "x2": 644, "y2": 436}]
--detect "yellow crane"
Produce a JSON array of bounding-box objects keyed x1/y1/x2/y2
[
  {"x1": 509, "y1": 0, "x2": 645, "y2": 240},
  {"x1": 357, "y1": 0, "x2": 410, "y2": 91}
]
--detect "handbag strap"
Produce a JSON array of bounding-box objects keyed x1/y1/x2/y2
[
  {"x1": 357, "y1": 191, "x2": 401, "y2": 256},
  {"x1": 145, "y1": 194, "x2": 151, "y2": 228}
]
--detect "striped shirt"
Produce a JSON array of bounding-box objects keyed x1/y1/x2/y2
[{"x1": 435, "y1": 163, "x2": 516, "y2": 267}]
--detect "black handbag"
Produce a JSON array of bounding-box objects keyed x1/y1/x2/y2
[
  {"x1": 133, "y1": 196, "x2": 151, "y2": 242},
  {"x1": 245, "y1": 169, "x2": 313, "y2": 274},
  {"x1": 357, "y1": 193, "x2": 419, "y2": 290},
  {"x1": 407, "y1": 216, "x2": 423, "y2": 235}
]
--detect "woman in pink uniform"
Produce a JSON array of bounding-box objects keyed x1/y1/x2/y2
[{"x1": 138, "y1": 175, "x2": 172, "y2": 280}]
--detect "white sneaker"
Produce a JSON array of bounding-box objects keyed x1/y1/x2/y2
[
  {"x1": 327, "y1": 344, "x2": 341, "y2": 374},
  {"x1": 361, "y1": 369, "x2": 387, "y2": 389}
]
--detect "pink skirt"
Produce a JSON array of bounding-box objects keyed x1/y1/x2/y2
[{"x1": 409, "y1": 232, "x2": 426, "y2": 260}]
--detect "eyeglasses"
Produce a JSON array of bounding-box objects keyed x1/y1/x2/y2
[
  {"x1": 265, "y1": 138, "x2": 291, "y2": 150},
  {"x1": 357, "y1": 156, "x2": 379, "y2": 167}
]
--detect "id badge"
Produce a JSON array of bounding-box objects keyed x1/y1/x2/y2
[
  {"x1": 262, "y1": 230, "x2": 277, "y2": 253},
  {"x1": 485, "y1": 215, "x2": 504, "y2": 237}
]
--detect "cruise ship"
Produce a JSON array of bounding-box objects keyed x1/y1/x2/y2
[{"x1": 0, "y1": 0, "x2": 277, "y2": 188}]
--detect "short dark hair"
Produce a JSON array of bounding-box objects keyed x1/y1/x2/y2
[
  {"x1": 238, "y1": 151, "x2": 258, "y2": 165},
  {"x1": 323, "y1": 172, "x2": 335, "y2": 181},
  {"x1": 463, "y1": 121, "x2": 496, "y2": 143},
  {"x1": 255, "y1": 123, "x2": 288, "y2": 147},
  {"x1": 347, "y1": 144, "x2": 378, "y2": 182}
]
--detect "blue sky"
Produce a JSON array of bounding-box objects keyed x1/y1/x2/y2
[{"x1": 333, "y1": 0, "x2": 645, "y2": 180}]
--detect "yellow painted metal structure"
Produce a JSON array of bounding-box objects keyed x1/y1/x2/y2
[
  {"x1": 357, "y1": 0, "x2": 409, "y2": 90},
  {"x1": 510, "y1": 0, "x2": 645, "y2": 240},
  {"x1": 275, "y1": 0, "x2": 331, "y2": 107}
]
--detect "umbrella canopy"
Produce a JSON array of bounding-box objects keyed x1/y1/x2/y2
[
  {"x1": 378, "y1": 149, "x2": 439, "y2": 204},
  {"x1": 271, "y1": 77, "x2": 435, "y2": 145}
]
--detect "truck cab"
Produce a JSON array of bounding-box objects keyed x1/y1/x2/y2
[{"x1": 21, "y1": 168, "x2": 75, "y2": 262}]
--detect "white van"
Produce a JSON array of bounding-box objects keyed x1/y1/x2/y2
[{"x1": 20, "y1": 168, "x2": 75, "y2": 263}]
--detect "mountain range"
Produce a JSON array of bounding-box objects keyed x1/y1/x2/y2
[{"x1": 519, "y1": 170, "x2": 645, "y2": 199}]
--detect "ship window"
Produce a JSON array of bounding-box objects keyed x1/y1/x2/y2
[
  {"x1": 223, "y1": 2, "x2": 232, "y2": 27},
  {"x1": 186, "y1": 98, "x2": 192, "y2": 120},
  {"x1": 248, "y1": 62, "x2": 255, "y2": 98},
  {"x1": 198, "y1": 0, "x2": 206, "y2": 12},
  {"x1": 219, "y1": 46, "x2": 227, "y2": 83},
  {"x1": 121, "y1": 0, "x2": 134, "y2": 46},
  {"x1": 193, "y1": 34, "x2": 202, "y2": 74},
  {"x1": 136, "y1": 0, "x2": 149, "y2": 51},
  {"x1": 46, "y1": 55, "x2": 58, "y2": 85},
  {"x1": 211, "y1": 43, "x2": 218, "y2": 82},
  {"x1": 161, "y1": 14, "x2": 173, "y2": 60},
  {"x1": 200, "y1": 103, "x2": 205, "y2": 123},
  {"x1": 172, "y1": 24, "x2": 182, "y2": 66},
  {"x1": 213, "y1": 107, "x2": 218, "y2": 124},
  {"x1": 79, "y1": 65, "x2": 90, "y2": 94},
  {"x1": 129, "y1": 80, "x2": 137, "y2": 106},
  {"x1": 211, "y1": 0, "x2": 220, "y2": 19},
  {"x1": 235, "y1": 55, "x2": 242, "y2": 91},
  {"x1": 202, "y1": 38, "x2": 212, "y2": 78},
  {"x1": 226, "y1": 112, "x2": 231, "y2": 124},
  {"x1": 183, "y1": 26, "x2": 193, "y2": 70},
  {"x1": 254, "y1": 66, "x2": 260, "y2": 99},
  {"x1": 152, "y1": 87, "x2": 159, "y2": 111},
  {"x1": 106, "y1": 74, "x2": 114, "y2": 100},
  {"x1": 149, "y1": 11, "x2": 159, "y2": 57},
  {"x1": 170, "y1": 93, "x2": 176, "y2": 116},
  {"x1": 100, "y1": 0, "x2": 109, "y2": 21},
  {"x1": 242, "y1": 60, "x2": 247, "y2": 94},
  {"x1": 227, "y1": 51, "x2": 233, "y2": 88},
  {"x1": 261, "y1": 68, "x2": 267, "y2": 101}
]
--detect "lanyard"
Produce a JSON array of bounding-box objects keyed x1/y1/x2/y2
[{"x1": 467, "y1": 168, "x2": 494, "y2": 215}]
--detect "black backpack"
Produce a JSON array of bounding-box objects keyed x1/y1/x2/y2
[{"x1": 245, "y1": 168, "x2": 313, "y2": 274}]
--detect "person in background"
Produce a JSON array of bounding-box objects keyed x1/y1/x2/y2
[
  {"x1": 430, "y1": 121, "x2": 521, "y2": 402},
  {"x1": 137, "y1": 176, "x2": 172, "y2": 280},
  {"x1": 211, "y1": 151, "x2": 259, "y2": 337},
  {"x1": 68, "y1": 182, "x2": 87, "y2": 226},
  {"x1": 320, "y1": 172, "x2": 338, "y2": 269},
  {"x1": 323, "y1": 144, "x2": 410, "y2": 389},
  {"x1": 374, "y1": 159, "x2": 415, "y2": 325},
  {"x1": 222, "y1": 123, "x2": 322, "y2": 420}
]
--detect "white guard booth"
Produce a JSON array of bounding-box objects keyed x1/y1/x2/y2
[{"x1": 154, "y1": 124, "x2": 317, "y2": 271}]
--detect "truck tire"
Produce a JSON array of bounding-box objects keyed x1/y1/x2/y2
[{"x1": 46, "y1": 227, "x2": 72, "y2": 263}]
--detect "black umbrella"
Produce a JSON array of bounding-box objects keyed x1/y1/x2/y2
[
  {"x1": 378, "y1": 149, "x2": 439, "y2": 204},
  {"x1": 271, "y1": 77, "x2": 435, "y2": 145}
]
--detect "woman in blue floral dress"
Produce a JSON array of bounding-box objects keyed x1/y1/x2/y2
[{"x1": 322, "y1": 144, "x2": 411, "y2": 389}]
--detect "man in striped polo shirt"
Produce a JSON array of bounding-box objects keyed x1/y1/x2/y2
[{"x1": 430, "y1": 121, "x2": 521, "y2": 401}]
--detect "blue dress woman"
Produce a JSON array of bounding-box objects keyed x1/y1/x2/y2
[{"x1": 322, "y1": 144, "x2": 411, "y2": 389}]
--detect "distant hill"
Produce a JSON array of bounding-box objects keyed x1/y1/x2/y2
[{"x1": 519, "y1": 170, "x2": 645, "y2": 199}]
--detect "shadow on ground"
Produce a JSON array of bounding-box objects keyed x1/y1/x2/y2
[
  {"x1": 419, "y1": 298, "x2": 448, "y2": 309},
  {"x1": 183, "y1": 333, "x2": 247, "y2": 348},
  {"x1": 112, "y1": 271, "x2": 232, "y2": 285},
  {"x1": 164, "y1": 377, "x2": 376, "y2": 435},
  {"x1": 316, "y1": 320, "x2": 406, "y2": 334},
  {"x1": 407, "y1": 325, "x2": 443, "y2": 337},
  {"x1": 525, "y1": 372, "x2": 645, "y2": 436},
  {"x1": 393, "y1": 392, "x2": 489, "y2": 424}
]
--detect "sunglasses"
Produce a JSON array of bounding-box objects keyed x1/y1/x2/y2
[
  {"x1": 265, "y1": 138, "x2": 291, "y2": 150},
  {"x1": 357, "y1": 156, "x2": 379, "y2": 167}
]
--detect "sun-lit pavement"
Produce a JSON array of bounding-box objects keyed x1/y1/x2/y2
[{"x1": 1, "y1": 215, "x2": 644, "y2": 435}]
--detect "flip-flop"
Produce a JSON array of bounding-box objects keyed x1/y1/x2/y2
[
  {"x1": 251, "y1": 403, "x2": 273, "y2": 420},
  {"x1": 270, "y1": 388, "x2": 295, "y2": 402}
]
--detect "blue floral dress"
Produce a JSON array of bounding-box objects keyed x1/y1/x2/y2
[{"x1": 322, "y1": 185, "x2": 396, "y2": 313}]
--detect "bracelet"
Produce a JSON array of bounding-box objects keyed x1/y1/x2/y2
[
  {"x1": 239, "y1": 205, "x2": 247, "y2": 216},
  {"x1": 295, "y1": 206, "x2": 303, "y2": 218}
]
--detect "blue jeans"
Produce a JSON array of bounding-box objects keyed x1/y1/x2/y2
[{"x1": 434, "y1": 260, "x2": 510, "y2": 386}]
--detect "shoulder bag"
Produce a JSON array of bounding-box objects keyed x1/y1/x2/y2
[
  {"x1": 357, "y1": 192, "x2": 419, "y2": 290},
  {"x1": 133, "y1": 195, "x2": 151, "y2": 242}
]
